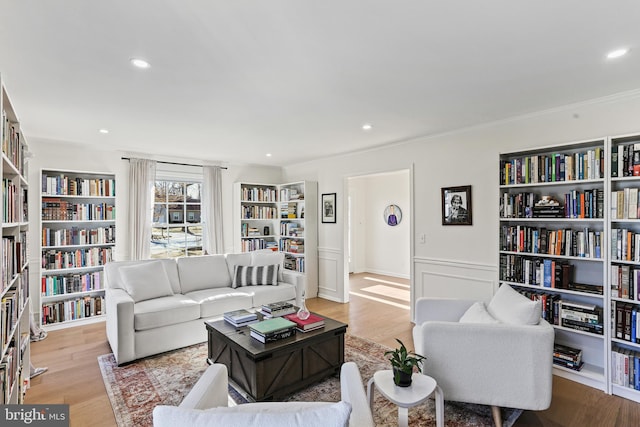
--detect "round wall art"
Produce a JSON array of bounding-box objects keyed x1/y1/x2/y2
[{"x1": 383, "y1": 204, "x2": 402, "y2": 226}]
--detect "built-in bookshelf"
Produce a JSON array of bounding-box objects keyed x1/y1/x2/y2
[
  {"x1": 609, "y1": 133, "x2": 640, "y2": 401},
  {"x1": 1, "y1": 79, "x2": 31, "y2": 404},
  {"x1": 40, "y1": 169, "x2": 115, "y2": 330},
  {"x1": 233, "y1": 181, "x2": 318, "y2": 298},
  {"x1": 499, "y1": 139, "x2": 608, "y2": 392}
]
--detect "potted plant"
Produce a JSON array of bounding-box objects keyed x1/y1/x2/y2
[{"x1": 384, "y1": 338, "x2": 427, "y2": 387}]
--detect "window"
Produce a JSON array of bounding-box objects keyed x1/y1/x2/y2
[{"x1": 151, "y1": 180, "x2": 203, "y2": 258}]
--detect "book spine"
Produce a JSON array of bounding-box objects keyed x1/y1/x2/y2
[{"x1": 251, "y1": 328, "x2": 296, "y2": 342}]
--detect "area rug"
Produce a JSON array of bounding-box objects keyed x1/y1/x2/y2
[{"x1": 98, "y1": 335, "x2": 522, "y2": 426}]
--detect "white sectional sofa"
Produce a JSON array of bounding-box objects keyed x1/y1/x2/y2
[{"x1": 104, "y1": 251, "x2": 303, "y2": 365}]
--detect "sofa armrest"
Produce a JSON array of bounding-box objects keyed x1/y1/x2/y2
[
  {"x1": 414, "y1": 320, "x2": 554, "y2": 410},
  {"x1": 180, "y1": 364, "x2": 229, "y2": 410},
  {"x1": 105, "y1": 288, "x2": 135, "y2": 365},
  {"x1": 282, "y1": 270, "x2": 304, "y2": 306},
  {"x1": 340, "y1": 362, "x2": 375, "y2": 427},
  {"x1": 413, "y1": 297, "x2": 476, "y2": 324}
]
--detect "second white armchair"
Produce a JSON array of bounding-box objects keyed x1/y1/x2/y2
[{"x1": 412, "y1": 284, "x2": 555, "y2": 427}]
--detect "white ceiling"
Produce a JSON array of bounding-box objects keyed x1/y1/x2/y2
[{"x1": 1, "y1": 1, "x2": 639, "y2": 167}]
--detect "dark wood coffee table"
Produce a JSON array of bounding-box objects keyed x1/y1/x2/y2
[{"x1": 205, "y1": 313, "x2": 347, "y2": 401}]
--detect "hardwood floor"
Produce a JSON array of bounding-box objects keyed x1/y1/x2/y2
[{"x1": 27, "y1": 272, "x2": 640, "y2": 426}]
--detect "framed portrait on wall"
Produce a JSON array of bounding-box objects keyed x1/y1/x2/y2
[
  {"x1": 441, "y1": 185, "x2": 472, "y2": 225},
  {"x1": 322, "y1": 193, "x2": 336, "y2": 223}
]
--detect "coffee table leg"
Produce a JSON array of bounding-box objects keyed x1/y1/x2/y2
[
  {"x1": 434, "y1": 385, "x2": 444, "y2": 427},
  {"x1": 398, "y1": 406, "x2": 409, "y2": 427}
]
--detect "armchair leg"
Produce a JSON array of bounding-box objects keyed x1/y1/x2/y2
[{"x1": 491, "y1": 406, "x2": 502, "y2": 427}]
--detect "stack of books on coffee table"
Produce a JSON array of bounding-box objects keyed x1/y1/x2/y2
[
  {"x1": 223, "y1": 309, "x2": 258, "y2": 327},
  {"x1": 248, "y1": 317, "x2": 297, "y2": 343},
  {"x1": 284, "y1": 313, "x2": 325, "y2": 332},
  {"x1": 259, "y1": 301, "x2": 297, "y2": 318}
]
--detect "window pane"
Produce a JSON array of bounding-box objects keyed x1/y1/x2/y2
[
  {"x1": 155, "y1": 181, "x2": 168, "y2": 202},
  {"x1": 186, "y1": 225, "x2": 203, "y2": 256},
  {"x1": 186, "y1": 183, "x2": 201, "y2": 202},
  {"x1": 186, "y1": 204, "x2": 201, "y2": 223},
  {"x1": 168, "y1": 204, "x2": 184, "y2": 224},
  {"x1": 151, "y1": 226, "x2": 169, "y2": 258},
  {"x1": 168, "y1": 182, "x2": 185, "y2": 202},
  {"x1": 153, "y1": 204, "x2": 167, "y2": 223},
  {"x1": 167, "y1": 226, "x2": 187, "y2": 257},
  {"x1": 150, "y1": 180, "x2": 203, "y2": 258}
]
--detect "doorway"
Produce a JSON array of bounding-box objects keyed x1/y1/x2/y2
[{"x1": 345, "y1": 169, "x2": 411, "y2": 302}]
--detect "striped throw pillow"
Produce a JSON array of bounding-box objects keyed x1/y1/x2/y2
[{"x1": 232, "y1": 264, "x2": 279, "y2": 288}]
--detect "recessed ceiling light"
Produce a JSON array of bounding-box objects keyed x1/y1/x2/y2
[
  {"x1": 130, "y1": 58, "x2": 151, "y2": 69},
  {"x1": 266, "y1": 153, "x2": 272, "y2": 157},
  {"x1": 362, "y1": 123, "x2": 373, "y2": 131},
  {"x1": 99, "y1": 129, "x2": 109, "y2": 134},
  {"x1": 607, "y1": 48, "x2": 629, "y2": 59}
]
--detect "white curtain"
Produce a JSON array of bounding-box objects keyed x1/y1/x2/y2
[
  {"x1": 129, "y1": 158, "x2": 156, "y2": 260},
  {"x1": 202, "y1": 165, "x2": 224, "y2": 254}
]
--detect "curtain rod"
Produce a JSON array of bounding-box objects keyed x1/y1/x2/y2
[{"x1": 121, "y1": 157, "x2": 227, "y2": 169}]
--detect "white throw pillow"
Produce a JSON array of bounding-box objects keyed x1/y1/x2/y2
[
  {"x1": 120, "y1": 261, "x2": 174, "y2": 303},
  {"x1": 459, "y1": 302, "x2": 500, "y2": 324},
  {"x1": 152, "y1": 401, "x2": 352, "y2": 427},
  {"x1": 251, "y1": 250, "x2": 285, "y2": 281},
  {"x1": 232, "y1": 265, "x2": 279, "y2": 288},
  {"x1": 487, "y1": 284, "x2": 541, "y2": 325}
]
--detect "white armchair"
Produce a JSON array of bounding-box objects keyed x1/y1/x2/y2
[
  {"x1": 412, "y1": 284, "x2": 555, "y2": 427},
  {"x1": 152, "y1": 362, "x2": 375, "y2": 427}
]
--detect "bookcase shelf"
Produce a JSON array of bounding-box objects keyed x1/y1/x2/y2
[
  {"x1": 39, "y1": 169, "x2": 114, "y2": 329},
  {"x1": 609, "y1": 133, "x2": 640, "y2": 397},
  {"x1": 499, "y1": 138, "x2": 608, "y2": 392},
  {"x1": 1, "y1": 78, "x2": 30, "y2": 404},
  {"x1": 234, "y1": 181, "x2": 318, "y2": 298},
  {"x1": 501, "y1": 134, "x2": 640, "y2": 401}
]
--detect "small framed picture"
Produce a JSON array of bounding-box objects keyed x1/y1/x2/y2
[
  {"x1": 322, "y1": 193, "x2": 337, "y2": 223},
  {"x1": 441, "y1": 185, "x2": 472, "y2": 225},
  {"x1": 383, "y1": 204, "x2": 402, "y2": 226}
]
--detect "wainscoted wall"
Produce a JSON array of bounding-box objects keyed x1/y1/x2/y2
[
  {"x1": 317, "y1": 247, "x2": 344, "y2": 302},
  {"x1": 412, "y1": 256, "x2": 497, "y2": 319}
]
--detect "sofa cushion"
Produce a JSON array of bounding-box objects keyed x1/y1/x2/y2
[
  {"x1": 487, "y1": 284, "x2": 541, "y2": 325},
  {"x1": 459, "y1": 302, "x2": 500, "y2": 324},
  {"x1": 105, "y1": 259, "x2": 181, "y2": 294},
  {"x1": 232, "y1": 265, "x2": 279, "y2": 288},
  {"x1": 185, "y1": 288, "x2": 254, "y2": 318},
  {"x1": 119, "y1": 261, "x2": 174, "y2": 303},
  {"x1": 153, "y1": 401, "x2": 351, "y2": 427},
  {"x1": 225, "y1": 253, "x2": 252, "y2": 279},
  {"x1": 134, "y1": 295, "x2": 200, "y2": 331},
  {"x1": 248, "y1": 282, "x2": 297, "y2": 308},
  {"x1": 251, "y1": 250, "x2": 285, "y2": 281},
  {"x1": 177, "y1": 255, "x2": 232, "y2": 293}
]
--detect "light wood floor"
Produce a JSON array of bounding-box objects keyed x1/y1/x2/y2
[{"x1": 27, "y1": 272, "x2": 640, "y2": 426}]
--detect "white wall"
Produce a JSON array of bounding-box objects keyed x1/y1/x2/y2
[
  {"x1": 283, "y1": 90, "x2": 640, "y2": 309},
  {"x1": 349, "y1": 171, "x2": 410, "y2": 278}
]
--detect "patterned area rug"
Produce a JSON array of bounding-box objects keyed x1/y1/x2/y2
[{"x1": 98, "y1": 335, "x2": 522, "y2": 426}]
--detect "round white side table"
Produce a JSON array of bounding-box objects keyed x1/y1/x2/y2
[{"x1": 367, "y1": 370, "x2": 444, "y2": 427}]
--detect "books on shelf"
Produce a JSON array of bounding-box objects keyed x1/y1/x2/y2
[
  {"x1": 560, "y1": 300, "x2": 603, "y2": 335},
  {"x1": 284, "y1": 313, "x2": 325, "y2": 332},
  {"x1": 613, "y1": 301, "x2": 640, "y2": 343},
  {"x1": 248, "y1": 317, "x2": 297, "y2": 343},
  {"x1": 223, "y1": 309, "x2": 258, "y2": 327},
  {"x1": 611, "y1": 345, "x2": 640, "y2": 390},
  {"x1": 554, "y1": 342, "x2": 584, "y2": 371}
]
